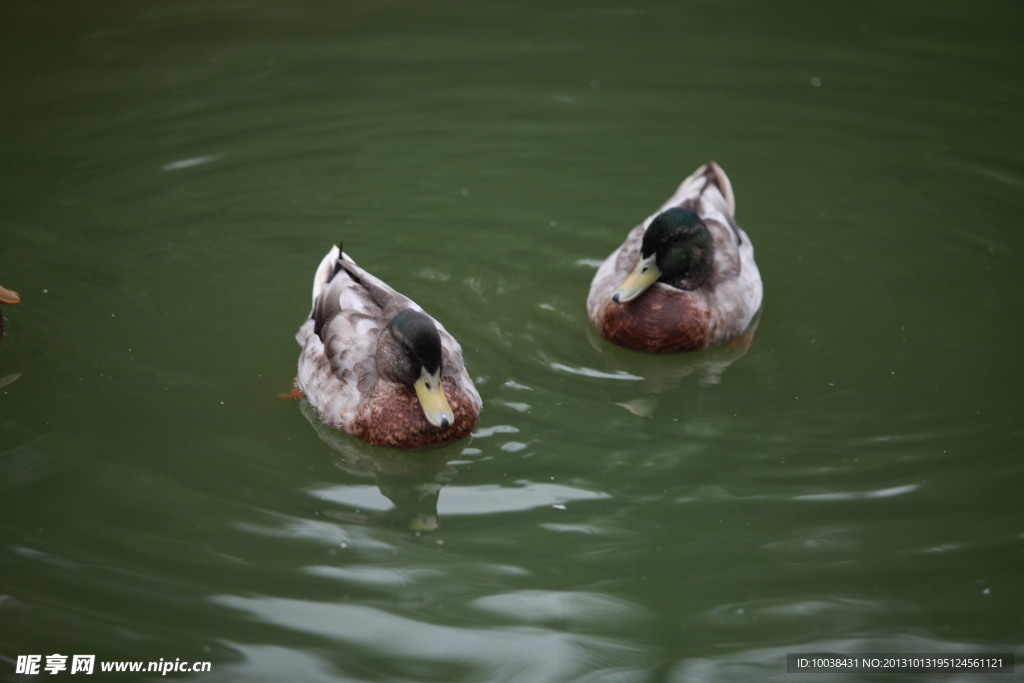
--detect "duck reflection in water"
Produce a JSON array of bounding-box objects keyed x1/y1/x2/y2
[
  {"x1": 585, "y1": 311, "x2": 760, "y2": 416},
  {"x1": 300, "y1": 400, "x2": 461, "y2": 531}
]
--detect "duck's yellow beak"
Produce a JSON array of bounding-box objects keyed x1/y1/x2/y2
[
  {"x1": 414, "y1": 367, "x2": 454, "y2": 429},
  {"x1": 0, "y1": 285, "x2": 20, "y2": 305},
  {"x1": 0, "y1": 286, "x2": 19, "y2": 305},
  {"x1": 611, "y1": 254, "x2": 660, "y2": 303}
]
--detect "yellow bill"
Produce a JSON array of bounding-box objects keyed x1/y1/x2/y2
[
  {"x1": 0, "y1": 285, "x2": 20, "y2": 305},
  {"x1": 611, "y1": 254, "x2": 661, "y2": 303},
  {"x1": 414, "y1": 367, "x2": 454, "y2": 429}
]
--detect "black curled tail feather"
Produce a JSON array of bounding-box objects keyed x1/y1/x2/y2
[{"x1": 329, "y1": 241, "x2": 346, "y2": 281}]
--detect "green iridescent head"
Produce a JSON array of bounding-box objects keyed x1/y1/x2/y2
[{"x1": 612, "y1": 208, "x2": 715, "y2": 302}]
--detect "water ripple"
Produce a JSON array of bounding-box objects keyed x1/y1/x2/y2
[
  {"x1": 793, "y1": 484, "x2": 919, "y2": 502},
  {"x1": 470, "y1": 590, "x2": 651, "y2": 632},
  {"x1": 549, "y1": 362, "x2": 644, "y2": 381},
  {"x1": 211, "y1": 595, "x2": 648, "y2": 681},
  {"x1": 438, "y1": 483, "x2": 611, "y2": 516}
]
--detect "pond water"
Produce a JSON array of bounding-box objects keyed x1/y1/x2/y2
[{"x1": 1, "y1": 0, "x2": 1022, "y2": 681}]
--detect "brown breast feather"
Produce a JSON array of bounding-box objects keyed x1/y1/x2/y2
[
  {"x1": 598, "y1": 286, "x2": 713, "y2": 353},
  {"x1": 352, "y1": 377, "x2": 479, "y2": 448}
]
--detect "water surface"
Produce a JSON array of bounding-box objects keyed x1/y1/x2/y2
[{"x1": 2, "y1": 0, "x2": 1022, "y2": 681}]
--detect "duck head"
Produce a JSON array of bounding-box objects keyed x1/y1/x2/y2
[
  {"x1": 378, "y1": 310, "x2": 455, "y2": 429},
  {"x1": 611, "y1": 208, "x2": 715, "y2": 303}
]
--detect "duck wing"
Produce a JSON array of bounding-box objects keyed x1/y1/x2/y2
[
  {"x1": 653, "y1": 161, "x2": 734, "y2": 219},
  {"x1": 308, "y1": 247, "x2": 411, "y2": 394}
]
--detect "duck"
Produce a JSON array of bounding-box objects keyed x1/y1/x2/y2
[
  {"x1": 0, "y1": 284, "x2": 20, "y2": 337},
  {"x1": 587, "y1": 161, "x2": 762, "y2": 353},
  {"x1": 295, "y1": 244, "x2": 481, "y2": 448}
]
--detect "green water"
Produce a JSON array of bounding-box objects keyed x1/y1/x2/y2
[{"x1": 2, "y1": 0, "x2": 1022, "y2": 681}]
